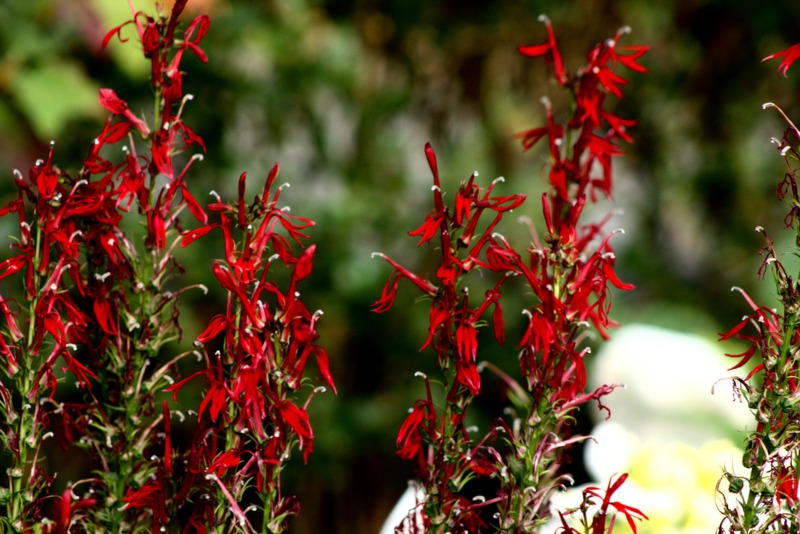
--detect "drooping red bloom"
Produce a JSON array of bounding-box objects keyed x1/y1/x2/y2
[
  {"x1": 98, "y1": 88, "x2": 150, "y2": 136},
  {"x1": 764, "y1": 43, "x2": 800, "y2": 77},
  {"x1": 584, "y1": 474, "x2": 648, "y2": 534}
]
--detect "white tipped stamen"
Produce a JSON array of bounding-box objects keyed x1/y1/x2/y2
[
  {"x1": 755, "y1": 226, "x2": 764, "y2": 233},
  {"x1": 492, "y1": 176, "x2": 505, "y2": 185},
  {"x1": 414, "y1": 371, "x2": 427, "y2": 379}
]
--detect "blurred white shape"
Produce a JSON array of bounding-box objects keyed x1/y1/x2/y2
[
  {"x1": 580, "y1": 323, "x2": 750, "y2": 533},
  {"x1": 588, "y1": 323, "x2": 751, "y2": 447},
  {"x1": 379, "y1": 482, "x2": 424, "y2": 534},
  {"x1": 584, "y1": 421, "x2": 640, "y2": 483}
]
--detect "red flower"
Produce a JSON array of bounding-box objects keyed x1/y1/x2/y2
[
  {"x1": 278, "y1": 400, "x2": 314, "y2": 462},
  {"x1": 585, "y1": 474, "x2": 648, "y2": 534},
  {"x1": 396, "y1": 400, "x2": 429, "y2": 460},
  {"x1": 518, "y1": 15, "x2": 566, "y2": 84},
  {"x1": 764, "y1": 43, "x2": 800, "y2": 77},
  {"x1": 98, "y1": 88, "x2": 150, "y2": 136},
  {"x1": 53, "y1": 487, "x2": 97, "y2": 534}
]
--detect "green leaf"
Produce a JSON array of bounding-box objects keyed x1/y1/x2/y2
[{"x1": 10, "y1": 61, "x2": 101, "y2": 140}]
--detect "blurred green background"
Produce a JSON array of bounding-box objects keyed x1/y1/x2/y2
[{"x1": 3, "y1": 0, "x2": 800, "y2": 531}]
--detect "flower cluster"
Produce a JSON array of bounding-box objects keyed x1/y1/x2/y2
[
  {"x1": 373, "y1": 144, "x2": 525, "y2": 530},
  {"x1": 373, "y1": 15, "x2": 648, "y2": 533},
  {"x1": 718, "y1": 46, "x2": 800, "y2": 533},
  {"x1": 170, "y1": 168, "x2": 335, "y2": 531},
  {"x1": 491, "y1": 18, "x2": 648, "y2": 532},
  {"x1": 0, "y1": 2, "x2": 332, "y2": 532}
]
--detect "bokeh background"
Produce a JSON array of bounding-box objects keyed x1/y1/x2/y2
[{"x1": 3, "y1": 0, "x2": 800, "y2": 532}]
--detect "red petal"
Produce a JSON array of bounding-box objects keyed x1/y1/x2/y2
[
  {"x1": 517, "y1": 43, "x2": 551, "y2": 57},
  {"x1": 98, "y1": 88, "x2": 126, "y2": 114},
  {"x1": 293, "y1": 244, "x2": 315, "y2": 283},
  {"x1": 180, "y1": 224, "x2": 217, "y2": 247},
  {"x1": 197, "y1": 314, "x2": 228, "y2": 344}
]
